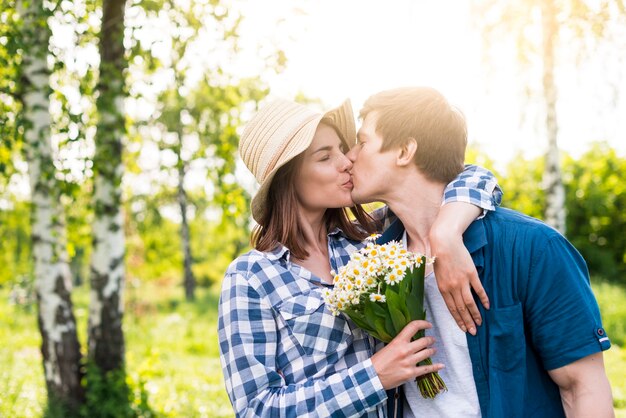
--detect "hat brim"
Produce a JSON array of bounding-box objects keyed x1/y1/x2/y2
[{"x1": 250, "y1": 99, "x2": 355, "y2": 224}]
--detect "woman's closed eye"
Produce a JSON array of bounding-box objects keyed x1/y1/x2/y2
[{"x1": 318, "y1": 151, "x2": 336, "y2": 161}]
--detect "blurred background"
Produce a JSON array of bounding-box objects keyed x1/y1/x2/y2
[{"x1": 1, "y1": 0, "x2": 625, "y2": 416}]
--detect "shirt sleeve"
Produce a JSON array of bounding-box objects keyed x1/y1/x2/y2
[
  {"x1": 218, "y1": 272, "x2": 387, "y2": 417},
  {"x1": 442, "y1": 164, "x2": 503, "y2": 219},
  {"x1": 524, "y1": 234, "x2": 611, "y2": 371}
]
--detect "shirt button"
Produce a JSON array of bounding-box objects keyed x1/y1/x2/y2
[{"x1": 597, "y1": 328, "x2": 605, "y2": 336}]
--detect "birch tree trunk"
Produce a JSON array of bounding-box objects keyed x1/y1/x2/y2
[
  {"x1": 177, "y1": 154, "x2": 196, "y2": 301},
  {"x1": 541, "y1": 0, "x2": 567, "y2": 234},
  {"x1": 88, "y1": 0, "x2": 128, "y2": 373},
  {"x1": 19, "y1": 0, "x2": 84, "y2": 410}
]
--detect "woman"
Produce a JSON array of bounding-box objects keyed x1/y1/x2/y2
[{"x1": 218, "y1": 98, "x2": 500, "y2": 417}]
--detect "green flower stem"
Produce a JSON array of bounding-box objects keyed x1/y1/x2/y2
[{"x1": 416, "y1": 357, "x2": 447, "y2": 399}]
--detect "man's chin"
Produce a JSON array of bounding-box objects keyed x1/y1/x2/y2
[{"x1": 350, "y1": 190, "x2": 374, "y2": 205}]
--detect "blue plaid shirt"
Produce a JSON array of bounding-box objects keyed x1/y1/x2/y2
[{"x1": 218, "y1": 164, "x2": 501, "y2": 418}]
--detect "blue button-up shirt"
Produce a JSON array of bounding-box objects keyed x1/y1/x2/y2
[
  {"x1": 380, "y1": 206, "x2": 612, "y2": 418},
  {"x1": 218, "y1": 164, "x2": 501, "y2": 417},
  {"x1": 463, "y1": 208, "x2": 611, "y2": 418}
]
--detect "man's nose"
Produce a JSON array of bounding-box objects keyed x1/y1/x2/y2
[{"x1": 345, "y1": 146, "x2": 357, "y2": 162}]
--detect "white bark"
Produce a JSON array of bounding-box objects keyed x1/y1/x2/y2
[
  {"x1": 19, "y1": 0, "x2": 83, "y2": 408},
  {"x1": 88, "y1": 144, "x2": 126, "y2": 355},
  {"x1": 542, "y1": 0, "x2": 567, "y2": 234},
  {"x1": 88, "y1": 175, "x2": 125, "y2": 331},
  {"x1": 88, "y1": 0, "x2": 128, "y2": 373},
  {"x1": 22, "y1": 2, "x2": 64, "y2": 390}
]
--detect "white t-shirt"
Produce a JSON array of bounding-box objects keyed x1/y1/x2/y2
[{"x1": 402, "y1": 232, "x2": 481, "y2": 418}]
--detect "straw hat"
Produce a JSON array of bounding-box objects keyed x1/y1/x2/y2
[{"x1": 239, "y1": 98, "x2": 355, "y2": 223}]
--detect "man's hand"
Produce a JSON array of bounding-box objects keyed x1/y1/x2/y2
[
  {"x1": 430, "y1": 202, "x2": 490, "y2": 335},
  {"x1": 371, "y1": 320, "x2": 444, "y2": 390}
]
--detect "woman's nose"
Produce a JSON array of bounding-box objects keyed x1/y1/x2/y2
[{"x1": 337, "y1": 153, "x2": 353, "y2": 171}]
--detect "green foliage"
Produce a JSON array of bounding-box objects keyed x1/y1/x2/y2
[
  {"x1": 190, "y1": 214, "x2": 250, "y2": 285},
  {"x1": 0, "y1": 0, "x2": 23, "y2": 179},
  {"x1": 564, "y1": 143, "x2": 626, "y2": 280},
  {"x1": 466, "y1": 145, "x2": 545, "y2": 218},
  {"x1": 468, "y1": 142, "x2": 626, "y2": 283},
  {"x1": 82, "y1": 362, "x2": 133, "y2": 418},
  {"x1": 594, "y1": 278, "x2": 626, "y2": 347},
  {"x1": 0, "y1": 198, "x2": 32, "y2": 286},
  {"x1": 125, "y1": 192, "x2": 249, "y2": 285},
  {"x1": 126, "y1": 195, "x2": 184, "y2": 282},
  {"x1": 65, "y1": 186, "x2": 94, "y2": 286},
  {"x1": 123, "y1": 0, "x2": 273, "y2": 294},
  {"x1": 593, "y1": 278, "x2": 626, "y2": 412},
  {"x1": 499, "y1": 153, "x2": 545, "y2": 219},
  {"x1": 0, "y1": 286, "x2": 45, "y2": 418},
  {"x1": 80, "y1": 362, "x2": 154, "y2": 418}
]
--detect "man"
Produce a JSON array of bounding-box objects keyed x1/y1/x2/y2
[{"x1": 346, "y1": 86, "x2": 613, "y2": 417}]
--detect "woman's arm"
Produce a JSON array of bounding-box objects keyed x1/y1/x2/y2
[
  {"x1": 218, "y1": 272, "x2": 387, "y2": 417},
  {"x1": 430, "y1": 203, "x2": 487, "y2": 335},
  {"x1": 218, "y1": 272, "x2": 442, "y2": 417},
  {"x1": 431, "y1": 164, "x2": 502, "y2": 335}
]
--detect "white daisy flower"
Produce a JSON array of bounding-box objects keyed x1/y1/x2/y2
[{"x1": 369, "y1": 293, "x2": 386, "y2": 303}]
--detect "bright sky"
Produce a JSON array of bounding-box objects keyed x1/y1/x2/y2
[{"x1": 235, "y1": 0, "x2": 626, "y2": 170}]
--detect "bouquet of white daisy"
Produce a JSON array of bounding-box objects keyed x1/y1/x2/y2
[{"x1": 323, "y1": 235, "x2": 447, "y2": 399}]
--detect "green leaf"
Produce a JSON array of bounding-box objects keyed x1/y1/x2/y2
[
  {"x1": 409, "y1": 264, "x2": 426, "y2": 305},
  {"x1": 374, "y1": 316, "x2": 393, "y2": 342},
  {"x1": 344, "y1": 307, "x2": 370, "y2": 331},
  {"x1": 384, "y1": 314, "x2": 396, "y2": 338},
  {"x1": 368, "y1": 299, "x2": 389, "y2": 319},
  {"x1": 388, "y1": 305, "x2": 407, "y2": 336},
  {"x1": 363, "y1": 301, "x2": 394, "y2": 341},
  {"x1": 399, "y1": 271, "x2": 410, "y2": 296},
  {"x1": 385, "y1": 287, "x2": 409, "y2": 323},
  {"x1": 406, "y1": 294, "x2": 424, "y2": 321}
]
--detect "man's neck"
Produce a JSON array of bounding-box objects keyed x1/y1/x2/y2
[{"x1": 384, "y1": 171, "x2": 445, "y2": 254}]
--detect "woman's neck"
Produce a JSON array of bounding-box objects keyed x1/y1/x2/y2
[
  {"x1": 291, "y1": 209, "x2": 334, "y2": 283},
  {"x1": 297, "y1": 209, "x2": 329, "y2": 256}
]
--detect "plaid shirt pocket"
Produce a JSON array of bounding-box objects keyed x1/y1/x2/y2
[{"x1": 278, "y1": 291, "x2": 353, "y2": 357}]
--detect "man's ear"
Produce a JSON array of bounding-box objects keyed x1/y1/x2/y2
[{"x1": 396, "y1": 138, "x2": 417, "y2": 167}]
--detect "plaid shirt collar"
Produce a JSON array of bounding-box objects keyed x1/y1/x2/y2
[{"x1": 265, "y1": 226, "x2": 348, "y2": 262}]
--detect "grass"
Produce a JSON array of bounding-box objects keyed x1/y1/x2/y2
[
  {"x1": 0, "y1": 277, "x2": 625, "y2": 417},
  {"x1": 0, "y1": 279, "x2": 233, "y2": 418}
]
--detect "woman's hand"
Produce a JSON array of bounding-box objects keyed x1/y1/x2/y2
[
  {"x1": 430, "y1": 202, "x2": 490, "y2": 336},
  {"x1": 371, "y1": 320, "x2": 444, "y2": 390}
]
